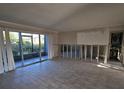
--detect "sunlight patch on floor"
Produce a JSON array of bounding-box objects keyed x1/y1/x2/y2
[{"x1": 97, "y1": 64, "x2": 108, "y2": 68}]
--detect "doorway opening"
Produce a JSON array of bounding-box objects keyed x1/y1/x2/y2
[{"x1": 109, "y1": 32, "x2": 123, "y2": 66}]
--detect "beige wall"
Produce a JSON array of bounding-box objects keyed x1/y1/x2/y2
[
  {"x1": 77, "y1": 30, "x2": 110, "y2": 45},
  {"x1": 58, "y1": 32, "x2": 77, "y2": 44},
  {"x1": 58, "y1": 26, "x2": 124, "y2": 45},
  {"x1": 58, "y1": 29, "x2": 110, "y2": 45},
  {"x1": 47, "y1": 33, "x2": 59, "y2": 58},
  {"x1": 52, "y1": 33, "x2": 59, "y2": 57},
  {"x1": 57, "y1": 27, "x2": 124, "y2": 61}
]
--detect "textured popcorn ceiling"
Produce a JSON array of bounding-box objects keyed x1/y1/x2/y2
[{"x1": 0, "y1": 3, "x2": 124, "y2": 32}]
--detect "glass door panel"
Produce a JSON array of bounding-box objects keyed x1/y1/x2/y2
[
  {"x1": 32, "y1": 34, "x2": 40, "y2": 62},
  {"x1": 9, "y1": 32, "x2": 22, "y2": 67},
  {"x1": 22, "y1": 35, "x2": 33, "y2": 65},
  {"x1": 22, "y1": 33, "x2": 40, "y2": 65},
  {"x1": 22, "y1": 36, "x2": 32, "y2": 55},
  {"x1": 40, "y1": 35, "x2": 48, "y2": 61}
]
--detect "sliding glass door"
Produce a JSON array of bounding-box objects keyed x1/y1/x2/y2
[
  {"x1": 10, "y1": 31, "x2": 48, "y2": 67},
  {"x1": 22, "y1": 33, "x2": 40, "y2": 65}
]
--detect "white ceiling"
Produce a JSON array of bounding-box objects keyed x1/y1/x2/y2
[{"x1": 0, "y1": 3, "x2": 124, "y2": 32}]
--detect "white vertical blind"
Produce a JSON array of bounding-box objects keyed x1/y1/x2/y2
[
  {"x1": 0, "y1": 47, "x2": 4, "y2": 74},
  {"x1": 0, "y1": 30, "x2": 8, "y2": 72},
  {"x1": 0, "y1": 28, "x2": 16, "y2": 73},
  {"x1": 0, "y1": 30, "x2": 4, "y2": 74},
  {"x1": 5, "y1": 30, "x2": 15, "y2": 71}
]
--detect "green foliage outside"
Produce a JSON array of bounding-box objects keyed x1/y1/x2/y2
[{"x1": 10, "y1": 33, "x2": 44, "y2": 56}]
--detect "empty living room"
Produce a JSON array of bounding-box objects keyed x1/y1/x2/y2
[{"x1": 0, "y1": 1, "x2": 124, "y2": 92}]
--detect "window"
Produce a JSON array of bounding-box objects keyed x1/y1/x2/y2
[
  {"x1": 33, "y1": 34, "x2": 40, "y2": 52},
  {"x1": 9, "y1": 32, "x2": 20, "y2": 57},
  {"x1": 40, "y1": 35, "x2": 45, "y2": 52},
  {"x1": 22, "y1": 36, "x2": 32, "y2": 55}
]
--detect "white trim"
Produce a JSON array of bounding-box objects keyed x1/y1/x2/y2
[{"x1": 0, "y1": 20, "x2": 57, "y2": 34}]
